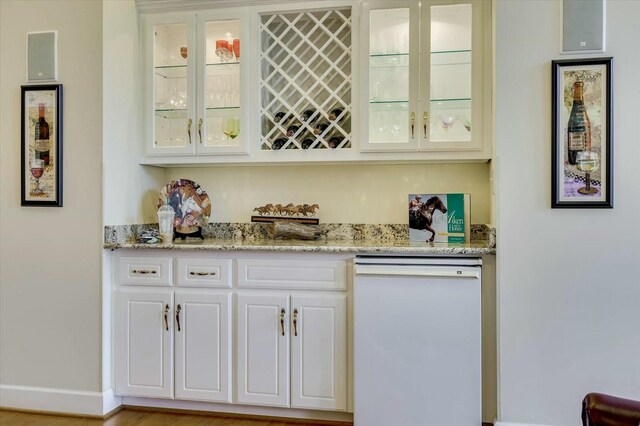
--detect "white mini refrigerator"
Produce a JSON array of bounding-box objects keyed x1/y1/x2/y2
[{"x1": 354, "y1": 256, "x2": 482, "y2": 426}]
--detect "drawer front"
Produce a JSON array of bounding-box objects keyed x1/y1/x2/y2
[
  {"x1": 176, "y1": 258, "x2": 232, "y2": 288},
  {"x1": 118, "y1": 257, "x2": 172, "y2": 286},
  {"x1": 236, "y1": 259, "x2": 346, "y2": 290}
]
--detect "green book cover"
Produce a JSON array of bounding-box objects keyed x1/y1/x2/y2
[{"x1": 408, "y1": 193, "x2": 471, "y2": 243}]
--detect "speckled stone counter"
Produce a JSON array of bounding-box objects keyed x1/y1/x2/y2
[{"x1": 104, "y1": 223, "x2": 495, "y2": 255}]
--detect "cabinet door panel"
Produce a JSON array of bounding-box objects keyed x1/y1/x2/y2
[
  {"x1": 175, "y1": 291, "x2": 231, "y2": 402},
  {"x1": 115, "y1": 290, "x2": 173, "y2": 398},
  {"x1": 291, "y1": 294, "x2": 347, "y2": 411},
  {"x1": 236, "y1": 293, "x2": 289, "y2": 407}
]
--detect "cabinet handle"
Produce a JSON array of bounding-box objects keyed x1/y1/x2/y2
[
  {"x1": 131, "y1": 269, "x2": 156, "y2": 275},
  {"x1": 176, "y1": 304, "x2": 181, "y2": 332},
  {"x1": 187, "y1": 118, "x2": 193, "y2": 144},
  {"x1": 280, "y1": 308, "x2": 285, "y2": 336},
  {"x1": 410, "y1": 112, "x2": 415, "y2": 138},
  {"x1": 198, "y1": 118, "x2": 203, "y2": 144},
  {"x1": 423, "y1": 111, "x2": 428, "y2": 137},
  {"x1": 293, "y1": 308, "x2": 298, "y2": 337},
  {"x1": 189, "y1": 271, "x2": 216, "y2": 276},
  {"x1": 163, "y1": 304, "x2": 169, "y2": 331}
]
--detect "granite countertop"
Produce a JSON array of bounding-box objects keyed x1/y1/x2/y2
[{"x1": 104, "y1": 223, "x2": 495, "y2": 255}]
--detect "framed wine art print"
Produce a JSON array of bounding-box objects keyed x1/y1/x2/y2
[
  {"x1": 21, "y1": 84, "x2": 63, "y2": 207},
  {"x1": 551, "y1": 57, "x2": 612, "y2": 208}
]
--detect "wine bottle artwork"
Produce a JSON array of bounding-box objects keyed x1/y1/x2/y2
[
  {"x1": 567, "y1": 80, "x2": 591, "y2": 166},
  {"x1": 35, "y1": 103, "x2": 50, "y2": 166}
]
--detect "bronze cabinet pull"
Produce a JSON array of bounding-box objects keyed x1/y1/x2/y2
[
  {"x1": 410, "y1": 112, "x2": 416, "y2": 138},
  {"x1": 187, "y1": 118, "x2": 193, "y2": 144},
  {"x1": 280, "y1": 308, "x2": 286, "y2": 336},
  {"x1": 198, "y1": 118, "x2": 203, "y2": 144},
  {"x1": 293, "y1": 308, "x2": 298, "y2": 336},
  {"x1": 163, "y1": 304, "x2": 169, "y2": 331},
  {"x1": 423, "y1": 111, "x2": 428, "y2": 137},
  {"x1": 189, "y1": 271, "x2": 216, "y2": 276},
  {"x1": 176, "y1": 304, "x2": 181, "y2": 332},
  {"x1": 132, "y1": 269, "x2": 156, "y2": 275}
]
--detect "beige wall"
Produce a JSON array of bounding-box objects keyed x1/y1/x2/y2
[
  {"x1": 496, "y1": 1, "x2": 640, "y2": 425},
  {"x1": 0, "y1": 0, "x2": 103, "y2": 392},
  {"x1": 165, "y1": 163, "x2": 491, "y2": 224}
]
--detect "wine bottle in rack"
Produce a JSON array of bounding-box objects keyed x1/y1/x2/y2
[
  {"x1": 299, "y1": 132, "x2": 315, "y2": 149},
  {"x1": 313, "y1": 120, "x2": 330, "y2": 136},
  {"x1": 328, "y1": 106, "x2": 345, "y2": 121},
  {"x1": 286, "y1": 121, "x2": 302, "y2": 137},
  {"x1": 271, "y1": 138, "x2": 287, "y2": 150},
  {"x1": 273, "y1": 111, "x2": 290, "y2": 124},
  {"x1": 35, "y1": 103, "x2": 51, "y2": 166},
  {"x1": 327, "y1": 132, "x2": 344, "y2": 149},
  {"x1": 300, "y1": 108, "x2": 318, "y2": 124},
  {"x1": 567, "y1": 80, "x2": 591, "y2": 166}
]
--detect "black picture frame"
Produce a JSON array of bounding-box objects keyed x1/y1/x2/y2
[
  {"x1": 551, "y1": 57, "x2": 612, "y2": 208},
  {"x1": 21, "y1": 84, "x2": 63, "y2": 207}
]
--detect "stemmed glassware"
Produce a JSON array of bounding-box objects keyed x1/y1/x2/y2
[
  {"x1": 438, "y1": 114, "x2": 458, "y2": 132},
  {"x1": 575, "y1": 150, "x2": 600, "y2": 195},
  {"x1": 222, "y1": 117, "x2": 239, "y2": 141},
  {"x1": 30, "y1": 159, "x2": 45, "y2": 195}
]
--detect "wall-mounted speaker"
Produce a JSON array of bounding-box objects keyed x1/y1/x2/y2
[
  {"x1": 562, "y1": 0, "x2": 605, "y2": 53},
  {"x1": 27, "y1": 31, "x2": 58, "y2": 81}
]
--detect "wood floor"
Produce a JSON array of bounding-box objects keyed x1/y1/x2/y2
[{"x1": 0, "y1": 409, "x2": 346, "y2": 426}]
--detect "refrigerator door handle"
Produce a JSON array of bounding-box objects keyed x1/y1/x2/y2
[{"x1": 354, "y1": 264, "x2": 480, "y2": 279}]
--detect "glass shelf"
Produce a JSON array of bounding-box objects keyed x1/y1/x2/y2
[
  {"x1": 369, "y1": 100, "x2": 409, "y2": 104},
  {"x1": 431, "y1": 49, "x2": 471, "y2": 55},
  {"x1": 206, "y1": 106, "x2": 240, "y2": 111},
  {"x1": 155, "y1": 108, "x2": 187, "y2": 119},
  {"x1": 370, "y1": 52, "x2": 409, "y2": 58},
  {"x1": 155, "y1": 65, "x2": 187, "y2": 79},
  {"x1": 206, "y1": 61, "x2": 239, "y2": 66},
  {"x1": 370, "y1": 54, "x2": 409, "y2": 69}
]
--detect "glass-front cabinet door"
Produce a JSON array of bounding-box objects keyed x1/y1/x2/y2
[
  {"x1": 361, "y1": 0, "x2": 483, "y2": 152},
  {"x1": 143, "y1": 13, "x2": 196, "y2": 156},
  {"x1": 196, "y1": 9, "x2": 247, "y2": 155},
  {"x1": 142, "y1": 10, "x2": 247, "y2": 157}
]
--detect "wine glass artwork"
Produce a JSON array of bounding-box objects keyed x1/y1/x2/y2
[
  {"x1": 30, "y1": 158, "x2": 45, "y2": 196},
  {"x1": 575, "y1": 150, "x2": 600, "y2": 195}
]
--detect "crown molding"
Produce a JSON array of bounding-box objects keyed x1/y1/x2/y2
[{"x1": 135, "y1": 0, "x2": 339, "y2": 13}]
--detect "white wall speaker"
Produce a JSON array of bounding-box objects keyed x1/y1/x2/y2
[
  {"x1": 561, "y1": 0, "x2": 605, "y2": 53},
  {"x1": 27, "y1": 31, "x2": 58, "y2": 81}
]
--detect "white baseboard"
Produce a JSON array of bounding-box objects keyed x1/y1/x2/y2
[
  {"x1": 0, "y1": 385, "x2": 122, "y2": 417},
  {"x1": 122, "y1": 396, "x2": 354, "y2": 422},
  {"x1": 496, "y1": 422, "x2": 556, "y2": 426}
]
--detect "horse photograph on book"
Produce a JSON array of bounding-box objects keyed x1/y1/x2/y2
[{"x1": 408, "y1": 193, "x2": 470, "y2": 244}]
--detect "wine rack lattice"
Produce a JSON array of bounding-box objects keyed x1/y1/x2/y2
[{"x1": 260, "y1": 8, "x2": 352, "y2": 150}]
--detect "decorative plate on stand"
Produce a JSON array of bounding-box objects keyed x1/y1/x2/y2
[{"x1": 159, "y1": 179, "x2": 211, "y2": 238}]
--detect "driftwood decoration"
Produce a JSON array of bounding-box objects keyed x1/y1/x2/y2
[{"x1": 267, "y1": 221, "x2": 321, "y2": 240}]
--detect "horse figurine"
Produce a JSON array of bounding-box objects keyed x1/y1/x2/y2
[
  {"x1": 253, "y1": 205, "x2": 271, "y2": 215},
  {"x1": 301, "y1": 203, "x2": 319, "y2": 216},
  {"x1": 409, "y1": 196, "x2": 447, "y2": 242}
]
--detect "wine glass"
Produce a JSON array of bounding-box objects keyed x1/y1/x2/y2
[
  {"x1": 461, "y1": 116, "x2": 471, "y2": 132},
  {"x1": 232, "y1": 39, "x2": 240, "y2": 61},
  {"x1": 222, "y1": 116, "x2": 237, "y2": 141},
  {"x1": 438, "y1": 114, "x2": 458, "y2": 132},
  {"x1": 215, "y1": 40, "x2": 230, "y2": 63},
  {"x1": 575, "y1": 150, "x2": 600, "y2": 195},
  {"x1": 229, "y1": 117, "x2": 240, "y2": 140},
  {"x1": 30, "y1": 159, "x2": 45, "y2": 195}
]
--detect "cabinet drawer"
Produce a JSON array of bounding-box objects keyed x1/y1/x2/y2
[
  {"x1": 176, "y1": 258, "x2": 232, "y2": 288},
  {"x1": 118, "y1": 257, "x2": 172, "y2": 286},
  {"x1": 236, "y1": 259, "x2": 346, "y2": 290}
]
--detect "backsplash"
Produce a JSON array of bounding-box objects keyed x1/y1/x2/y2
[{"x1": 105, "y1": 223, "x2": 495, "y2": 247}]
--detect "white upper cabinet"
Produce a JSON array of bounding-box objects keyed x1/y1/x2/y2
[
  {"x1": 142, "y1": 9, "x2": 249, "y2": 157},
  {"x1": 360, "y1": 0, "x2": 486, "y2": 152}
]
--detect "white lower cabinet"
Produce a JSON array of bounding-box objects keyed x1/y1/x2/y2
[
  {"x1": 116, "y1": 289, "x2": 174, "y2": 398},
  {"x1": 236, "y1": 292, "x2": 347, "y2": 411},
  {"x1": 175, "y1": 291, "x2": 231, "y2": 402},
  {"x1": 116, "y1": 288, "x2": 231, "y2": 402},
  {"x1": 114, "y1": 253, "x2": 350, "y2": 416}
]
